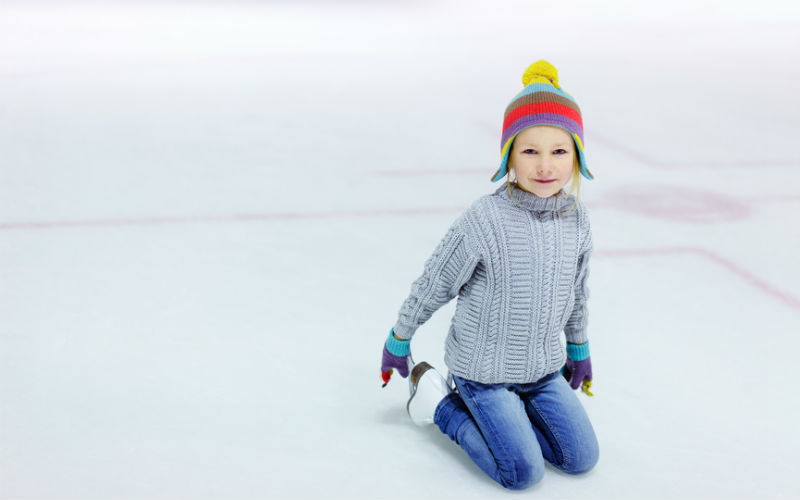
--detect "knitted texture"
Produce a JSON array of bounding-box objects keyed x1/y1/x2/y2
[
  {"x1": 491, "y1": 60, "x2": 594, "y2": 183},
  {"x1": 385, "y1": 328, "x2": 411, "y2": 356},
  {"x1": 563, "y1": 357, "x2": 592, "y2": 390},
  {"x1": 566, "y1": 341, "x2": 590, "y2": 361},
  {"x1": 393, "y1": 183, "x2": 593, "y2": 384}
]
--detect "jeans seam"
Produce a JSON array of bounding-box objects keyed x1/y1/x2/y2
[
  {"x1": 460, "y1": 380, "x2": 517, "y2": 487},
  {"x1": 528, "y1": 396, "x2": 569, "y2": 470}
]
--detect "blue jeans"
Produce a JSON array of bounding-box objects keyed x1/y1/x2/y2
[{"x1": 434, "y1": 370, "x2": 599, "y2": 490}]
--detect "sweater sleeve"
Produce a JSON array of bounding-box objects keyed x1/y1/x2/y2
[
  {"x1": 392, "y1": 215, "x2": 480, "y2": 340},
  {"x1": 564, "y1": 208, "x2": 593, "y2": 345}
]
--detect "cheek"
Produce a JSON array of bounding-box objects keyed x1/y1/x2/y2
[
  {"x1": 564, "y1": 155, "x2": 577, "y2": 174},
  {"x1": 558, "y1": 162, "x2": 574, "y2": 181}
]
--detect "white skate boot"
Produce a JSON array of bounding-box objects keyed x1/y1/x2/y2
[{"x1": 406, "y1": 361, "x2": 453, "y2": 426}]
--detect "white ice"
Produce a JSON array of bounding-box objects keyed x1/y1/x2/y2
[{"x1": 1, "y1": 1, "x2": 799, "y2": 498}]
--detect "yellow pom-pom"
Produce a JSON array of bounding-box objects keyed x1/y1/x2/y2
[{"x1": 522, "y1": 60, "x2": 560, "y2": 88}]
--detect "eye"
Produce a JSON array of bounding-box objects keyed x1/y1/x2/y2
[
  {"x1": 554, "y1": 149, "x2": 568, "y2": 154},
  {"x1": 522, "y1": 149, "x2": 536, "y2": 154}
]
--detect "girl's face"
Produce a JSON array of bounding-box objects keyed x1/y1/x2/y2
[{"x1": 508, "y1": 125, "x2": 575, "y2": 198}]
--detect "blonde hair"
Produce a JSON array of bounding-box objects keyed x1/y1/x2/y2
[{"x1": 506, "y1": 152, "x2": 582, "y2": 215}]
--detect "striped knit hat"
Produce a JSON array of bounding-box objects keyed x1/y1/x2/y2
[{"x1": 491, "y1": 60, "x2": 594, "y2": 182}]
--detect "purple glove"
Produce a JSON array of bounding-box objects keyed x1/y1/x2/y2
[
  {"x1": 563, "y1": 356, "x2": 592, "y2": 390},
  {"x1": 562, "y1": 341, "x2": 592, "y2": 391},
  {"x1": 381, "y1": 328, "x2": 410, "y2": 387}
]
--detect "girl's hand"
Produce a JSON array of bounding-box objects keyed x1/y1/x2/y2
[
  {"x1": 562, "y1": 341, "x2": 593, "y2": 395},
  {"x1": 563, "y1": 357, "x2": 593, "y2": 395},
  {"x1": 381, "y1": 328, "x2": 410, "y2": 387}
]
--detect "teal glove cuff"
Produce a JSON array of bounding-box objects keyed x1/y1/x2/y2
[
  {"x1": 566, "y1": 341, "x2": 590, "y2": 361},
  {"x1": 386, "y1": 328, "x2": 410, "y2": 357}
]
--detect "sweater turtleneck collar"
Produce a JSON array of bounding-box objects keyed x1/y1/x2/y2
[{"x1": 494, "y1": 182, "x2": 575, "y2": 212}]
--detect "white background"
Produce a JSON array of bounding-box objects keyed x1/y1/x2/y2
[{"x1": 1, "y1": 1, "x2": 799, "y2": 498}]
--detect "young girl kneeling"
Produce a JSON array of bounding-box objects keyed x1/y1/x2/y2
[{"x1": 380, "y1": 60, "x2": 599, "y2": 490}]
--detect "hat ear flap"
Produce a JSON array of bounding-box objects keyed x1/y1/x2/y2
[{"x1": 491, "y1": 135, "x2": 517, "y2": 182}]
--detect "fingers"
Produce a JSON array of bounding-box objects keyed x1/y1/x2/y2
[
  {"x1": 381, "y1": 369, "x2": 393, "y2": 388},
  {"x1": 380, "y1": 360, "x2": 409, "y2": 386},
  {"x1": 569, "y1": 367, "x2": 586, "y2": 390}
]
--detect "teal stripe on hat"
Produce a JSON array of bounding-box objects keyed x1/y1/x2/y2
[{"x1": 511, "y1": 82, "x2": 577, "y2": 104}]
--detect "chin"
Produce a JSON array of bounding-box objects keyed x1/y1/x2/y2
[{"x1": 521, "y1": 183, "x2": 559, "y2": 197}]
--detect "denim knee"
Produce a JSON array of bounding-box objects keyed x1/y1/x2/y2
[
  {"x1": 497, "y1": 455, "x2": 545, "y2": 490},
  {"x1": 559, "y1": 439, "x2": 599, "y2": 475},
  {"x1": 434, "y1": 392, "x2": 468, "y2": 439}
]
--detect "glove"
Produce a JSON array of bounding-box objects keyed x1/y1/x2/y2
[
  {"x1": 562, "y1": 341, "x2": 593, "y2": 396},
  {"x1": 381, "y1": 328, "x2": 410, "y2": 387}
]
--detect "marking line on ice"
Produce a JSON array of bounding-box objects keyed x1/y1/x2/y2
[
  {"x1": 0, "y1": 206, "x2": 468, "y2": 231},
  {"x1": 1, "y1": 210, "x2": 797, "y2": 312},
  {"x1": 596, "y1": 247, "x2": 800, "y2": 312}
]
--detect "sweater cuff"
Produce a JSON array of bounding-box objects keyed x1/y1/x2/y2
[
  {"x1": 385, "y1": 328, "x2": 410, "y2": 357},
  {"x1": 566, "y1": 341, "x2": 590, "y2": 361},
  {"x1": 392, "y1": 323, "x2": 414, "y2": 340}
]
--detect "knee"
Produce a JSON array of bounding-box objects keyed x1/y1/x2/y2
[
  {"x1": 497, "y1": 456, "x2": 545, "y2": 490},
  {"x1": 561, "y1": 439, "x2": 599, "y2": 475}
]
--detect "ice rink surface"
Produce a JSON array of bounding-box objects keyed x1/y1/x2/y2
[{"x1": 1, "y1": 1, "x2": 799, "y2": 498}]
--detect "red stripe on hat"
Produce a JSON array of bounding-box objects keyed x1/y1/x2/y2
[{"x1": 502, "y1": 102, "x2": 583, "y2": 134}]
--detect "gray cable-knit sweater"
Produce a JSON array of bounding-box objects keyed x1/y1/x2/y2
[{"x1": 393, "y1": 182, "x2": 593, "y2": 384}]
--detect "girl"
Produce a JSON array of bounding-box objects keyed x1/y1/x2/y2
[{"x1": 380, "y1": 60, "x2": 599, "y2": 490}]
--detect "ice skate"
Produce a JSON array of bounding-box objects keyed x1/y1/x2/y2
[{"x1": 406, "y1": 361, "x2": 452, "y2": 426}]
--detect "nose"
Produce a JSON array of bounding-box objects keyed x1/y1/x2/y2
[{"x1": 537, "y1": 159, "x2": 552, "y2": 176}]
